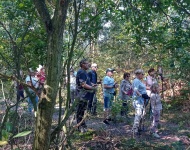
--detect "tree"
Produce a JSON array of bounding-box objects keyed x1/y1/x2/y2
[{"x1": 32, "y1": 0, "x2": 70, "y2": 149}]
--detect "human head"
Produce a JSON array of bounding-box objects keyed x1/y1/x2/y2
[
  {"x1": 135, "y1": 69, "x2": 144, "y2": 79},
  {"x1": 150, "y1": 83, "x2": 159, "y2": 93},
  {"x1": 123, "y1": 72, "x2": 130, "y2": 80},
  {"x1": 29, "y1": 68, "x2": 36, "y2": 76},
  {"x1": 91, "y1": 63, "x2": 98, "y2": 71},
  {"x1": 148, "y1": 68, "x2": 155, "y2": 77},
  {"x1": 40, "y1": 67, "x2": 45, "y2": 72},
  {"x1": 70, "y1": 68, "x2": 75, "y2": 76},
  {"x1": 79, "y1": 59, "x2": 90, "y2": 70},
  {"x1": 106, "y1": 68, "x2": 114, "y2": 77}
]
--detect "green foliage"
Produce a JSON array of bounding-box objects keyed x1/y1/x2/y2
[{"x1": 13, "y1": 130, "x2": 32, "y2": 138}]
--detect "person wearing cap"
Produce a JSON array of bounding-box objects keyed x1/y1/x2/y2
[
  {"x1": 76, "y1": 59, "x2": 98, "y2": 133},
  {"x1": 132, "y1": 69, "x2": 149, "y2": 135},
  {"x1": 102, "y1": 68, "x2": 118, "y2": 125},
  {"x1": 25, "y1": 68, "x2": 39, "y2": 113},
  {"x1": 87, "y1": 63, "x2": 98, "y2": 115}
]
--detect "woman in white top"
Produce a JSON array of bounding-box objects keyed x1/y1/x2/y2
[{"x1": 146, "y1": 68, "x2": 157, "y2": 97}]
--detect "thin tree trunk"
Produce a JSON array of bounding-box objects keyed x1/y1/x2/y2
[{"x1": 33, "y1": 0, "x2": 70, "y2": 149}]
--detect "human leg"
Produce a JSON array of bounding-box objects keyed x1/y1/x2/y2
[
  {"x1": 132, "y1": 105, "x2": 144, "y2": 133},
  {"x1": 121, "y1": 100, "x2": 128, "y2": 116},
  {"x1": 76, "y1": 99, "x2": 88, "y2": 128},
  {"x1": 91, "y1": 93, "x2": 97, "y2": 115},
  {"x1": 103, "y1": 96, "x2": 110, "y2": 125},
  {"x1": 150, "y1": 110, "x2": 161, "y2": 133}
]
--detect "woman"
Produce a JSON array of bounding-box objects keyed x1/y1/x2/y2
[
  {"x1": 119, "y1": 72, "x2": 132, "y2": 116},
  {"x1": 145, "y1": 68, "x2": 157, "y2": 97},
  {"x1": 132, "y1": 69, "x2": 147, "y2": 135}
]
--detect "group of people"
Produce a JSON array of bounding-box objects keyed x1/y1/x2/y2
[
  {"x1": 15, "y1": 66, "x2": 46, "y2": 113},
  {"x1": 16, "y1": 59, "x2": 162, "y2": 138},
  {"x1": 75, "y1": 58, "x2": 163, "y2": 138}
]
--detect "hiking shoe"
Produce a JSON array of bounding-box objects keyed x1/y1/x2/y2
[
  {"x1": 103, "y1": 119, "x2": 110, "y2": 125},
  {"x1": 152, "y1": 132, "x2": 160, "y2": 138},
  {"x1": 80, "y1": 127, "x2": 87, "y2": 133}
]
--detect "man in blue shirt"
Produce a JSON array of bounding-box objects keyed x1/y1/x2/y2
[
  {"x1": 103, "y1": 68, "x2": 118, "y2": 125},
  {"x1": 76, "y1": 59, "x2": 97, "y2": 133},
  {"x1": 87, "y1": 63, "x2": 98, "y2": 115}
]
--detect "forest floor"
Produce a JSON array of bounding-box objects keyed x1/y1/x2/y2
[
  {"x1": 71, "y1": 100, "x2": 190, "y2": 150},
  {"x1": 0, "y1": 98, "x2": 190, "y2": 150}
]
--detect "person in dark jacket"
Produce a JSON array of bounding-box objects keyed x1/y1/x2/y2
[
  {"x1": 87, "y1": 63, "x2": 98, "y2": 115},
  {"x1": 76, "y1": 59, "x2": 97, "y2": 133}
]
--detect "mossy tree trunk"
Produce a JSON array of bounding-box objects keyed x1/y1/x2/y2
[{"x1": 33, "y1": 0, "x2": 70, "y2": 149}]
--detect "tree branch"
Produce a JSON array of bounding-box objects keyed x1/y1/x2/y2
[{"x1": 33, "y1": 0, "x2": 52, "y2": 32}]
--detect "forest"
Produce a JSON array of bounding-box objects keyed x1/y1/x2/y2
[{"x1": 0, "y1": 0, "x2": 190, "y2": 149}]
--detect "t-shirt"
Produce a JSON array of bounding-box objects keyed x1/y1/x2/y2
[
  {"x1": 103, "y1": 76, "x2": 115, "y2": 97},
  {"x1": 76, "y1": 69, "x2": 91, "y2": 100}
]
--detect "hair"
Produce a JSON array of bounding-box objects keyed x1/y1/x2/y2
[
  {"x1": 123, "y1": 72, "x2": 130, "y2": 79},
  {"x1": 79, "y1": 58, "x2": 88, "y2": 67},
  {"x1": 150, "y1": 83, "x2": 159, "y2": 91},
  {"x1": 134, "y1": 69, "x2": 144, "y2": 75},
  {"x1": 148, "y1": 68, "x2": 155, "y2": 74}
]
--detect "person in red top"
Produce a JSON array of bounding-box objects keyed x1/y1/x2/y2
[
  {"x1": 36, "y1": 67, "x2": 46, "y2": 85},
  {"x1": 36, "y1": 66, "x2": 46, "y2": 95}
]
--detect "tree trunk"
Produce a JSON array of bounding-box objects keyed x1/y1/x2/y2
[{"x1": 33, "y1": 0, "x2": 70, "y2": 149}]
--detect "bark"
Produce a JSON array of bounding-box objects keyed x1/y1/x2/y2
[{"x1": 32, "y1": 0, "x2": 70, "y2": 149}]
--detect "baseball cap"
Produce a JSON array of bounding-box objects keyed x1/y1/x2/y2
[{"x1": 106, "y1": 68, "x2": 114, "y2": 73}]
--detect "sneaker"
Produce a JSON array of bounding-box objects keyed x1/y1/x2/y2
[
  {"x1": 152, "y1": 132, "x2": 160, "y2": 138},
  {"x1": 103, "y1": 119, "x2": 110, "y2": 125}
]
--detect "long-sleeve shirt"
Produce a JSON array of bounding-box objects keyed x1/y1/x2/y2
[{"x1": 119, "y1": 79, "x2": 132, "y2": 100}]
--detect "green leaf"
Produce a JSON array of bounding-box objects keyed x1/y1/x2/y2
[
  {"x1": 19, "y1": 3, "x2": 24, "y2": 8},
  {"x1": 13, "y1": 131, "x2": 32, "y2": 138},
  {"x1": 0, "y1": 141, "x2": 8, "y2": 146}
]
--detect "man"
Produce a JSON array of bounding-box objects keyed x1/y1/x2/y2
[
  {"x1": 76, "y1": 59, "x2": 97, "y2": 133},
  {"x1": 25, "y1": 68, "x2": 39, "y2": 113},
  {"x1": 102, "y1": 68, "x2": 118, "y2": 125},
  {"x1": 87, "y1": 63, "x2": 98, "y2": 115}
]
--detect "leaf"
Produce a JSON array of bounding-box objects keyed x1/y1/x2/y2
[
  {"x1": 19, "y1": 3, "x2": 24, "y2": 8},
  {"x1": 0, "y1": 141, "x2": 8, "y2": 146},
  {"x1": 13, "y1": 131, "x2": 32, "y2": 138}
]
